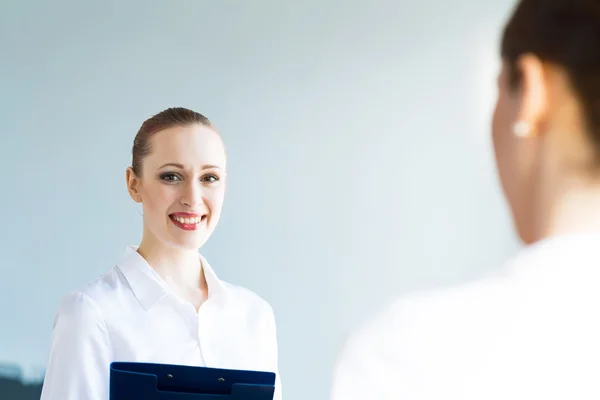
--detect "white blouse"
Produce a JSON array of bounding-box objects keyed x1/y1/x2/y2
[
  {"x1": 40, "y1": 246, "x2": 282, "y2": 400},
  {"x1": 331, "y1": 233, "x2": 600, "y2": 400}
]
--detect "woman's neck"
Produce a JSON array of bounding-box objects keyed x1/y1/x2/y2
[
  {"x1": 137, "y1": 232, "x2": 209, "y2": 310},
  {"x1": 534, "y1": 175, "x2": 600, "y2": 242}
]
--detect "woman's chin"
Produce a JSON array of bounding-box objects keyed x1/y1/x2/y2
[{"x1": 167, "y1": 233, "x2": 211, "y2": 251}]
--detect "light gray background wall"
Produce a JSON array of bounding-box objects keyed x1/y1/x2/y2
[{"x1": 1, "y1": 0, "x2": 519, "y2": 398}]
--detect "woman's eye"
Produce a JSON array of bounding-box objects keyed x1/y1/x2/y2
[
  {"x1": 161, "y1": 173, "x2": 181, "y2": 182},
  {"x1": 202, "y1": 175, "x2": 219, "y2": 183}
]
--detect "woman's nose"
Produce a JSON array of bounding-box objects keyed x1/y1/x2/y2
[{"x1": 179, "y1": 182, "x2": 203, "y2": 207}]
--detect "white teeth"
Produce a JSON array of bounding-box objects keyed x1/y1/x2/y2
[{"x1": 172, "y1": 216, "x2": 203, "y2": 224}]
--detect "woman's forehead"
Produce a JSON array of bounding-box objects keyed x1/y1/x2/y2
[{"x1": 146, "y1": 125, "x2": 226, "y2": 168}]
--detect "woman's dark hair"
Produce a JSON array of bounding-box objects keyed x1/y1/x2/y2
[
  {"x1": 501, "y1": 0, "x2": 600, "y2": 150},
  {"x1": 131, "y1": 107, "x2": 214, "y2": 175}
]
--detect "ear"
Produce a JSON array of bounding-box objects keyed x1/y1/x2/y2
[
  {"x1": 126, "y1": 167, "x2": 143, "y2": 203},
  {"x1": 515, "y1": 53, "x2": 549, "y2": 137}
]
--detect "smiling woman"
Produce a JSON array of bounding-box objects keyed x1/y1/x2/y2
[
  {"x1": 126, "y1": 113, "x2": 227, "y2": 261},
  {"x1": 40, "y1": 108, "x2": 282, "y2": 400}
]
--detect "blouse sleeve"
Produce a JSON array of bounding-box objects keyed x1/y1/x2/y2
[
  {"x1": 41, "y1": 291, "x2": 112, "y2": 400},
  {"x1": 265, "y1": 305, "x2": 282, "y2": 400}
]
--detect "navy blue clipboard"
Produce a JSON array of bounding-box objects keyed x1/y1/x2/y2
[{"x1": 109, "y1": 362, "x2": 276, "y2": 400}]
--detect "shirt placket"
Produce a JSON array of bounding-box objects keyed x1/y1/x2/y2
[
  {"x1": 196, "y1": 299, "x2": 213, "y2": 366},
  {"x1": 173, "y1": 296, "x2": 206, "y2": 366}
]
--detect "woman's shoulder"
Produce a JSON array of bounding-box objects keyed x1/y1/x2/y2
[
  {"x1": 221, "y1": 281, "x2": 275, "y2": 315},
  {"x1": 57, "y1": 266, "x2": 124, "y2": 316}
]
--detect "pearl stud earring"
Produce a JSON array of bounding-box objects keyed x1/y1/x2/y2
[{"x1": 512, "y1": 121, "x2": 531, "y2": 137}]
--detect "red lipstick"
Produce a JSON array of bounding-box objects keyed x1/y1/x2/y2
[{"x1": 169, "y1": 212, "x2": 205, "y2": 231}]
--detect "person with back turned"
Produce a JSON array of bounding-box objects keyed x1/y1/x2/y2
[{"x1": 331, "y1": 0, "x2": 600, "y2": 398}]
